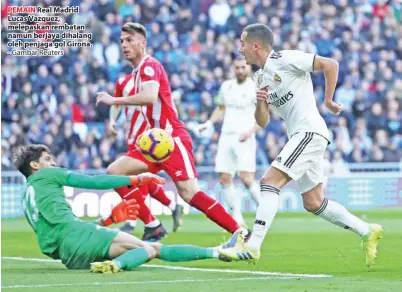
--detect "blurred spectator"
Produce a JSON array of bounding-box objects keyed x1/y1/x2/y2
[
  {"x1": 119, "y1": 0, "x2": 135, "y2": 19},
  {"x1": 331, "y1": 151, "x2": 351, "y2": 177},
  {"x1": 297, "y1": 31, "x2": 317, "y2": 54},
  {"x1": 366, "y1": 103, "x2": 388, "y2": 136},
  {"x1": 1, "y1": 140, "x2": 12, "y2": 171},
  {"x1": 209, "y1": 0, "x2": 231, "y2": 32},
  {"x1": 335, "y1": 79, "x2": 356, "y2": 112}
]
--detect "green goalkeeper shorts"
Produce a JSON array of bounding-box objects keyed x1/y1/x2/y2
[{"x1": 57, "y1": 221, "x2": 118, "y2": 270}]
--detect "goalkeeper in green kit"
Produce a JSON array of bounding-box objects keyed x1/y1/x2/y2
[{"x1": 14, "y1": 144, "x2": 223, "y2": 273}]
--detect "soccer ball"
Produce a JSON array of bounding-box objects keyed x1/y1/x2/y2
[{"x1": 137, "y1": 128, "x2": 175, "y2": 163}]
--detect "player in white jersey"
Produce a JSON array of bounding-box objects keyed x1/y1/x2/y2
[
  {"x1": 219, "y1": 23, "x2": 383, "y2": 267},
  {"x1": 199, "y1": 56, "x2": 260, "y2": 226}
]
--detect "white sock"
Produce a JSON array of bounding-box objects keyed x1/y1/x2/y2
[
  {"x1": 233, "y1": 208, "x2": 246, "y2": 227},
  {"x1": 145, "y1": 219, "x2": 161, "y2": 228},
  {"x1": 168, "y1": 201, "x2": 176, "y2": 211},
  {"x1": 314, "y1": 198, "x2": 370, "y2": 237},
  {"x1": 222, "y1": 183, "x2": 236, "y2": 209},
  {"x1": 247, "y1": 181, "x2": 260, "y2": 204},
  {"x1": 127, "y1": 220, "x2": 137, "y2": 227},
  {"x1": 246, "y1": 184, "x2": 280, "y2": 251},
  {"x1": 222, "y1": 184, "x2": 245, "y2": 226},
  {"x1": 212, "y1": 248, "x2": 219, "y2": 258}
]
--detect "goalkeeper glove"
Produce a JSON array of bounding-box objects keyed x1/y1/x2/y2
[{"x1": 129, "y1": 173, "x2": 166, "y2": 187}]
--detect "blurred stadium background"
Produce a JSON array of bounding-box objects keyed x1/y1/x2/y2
[{"x1": 2, "y1": 0, "x2": 402, "y2": 219}]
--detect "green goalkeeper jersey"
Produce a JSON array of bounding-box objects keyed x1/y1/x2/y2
[{"x1": 21, "y1": 167, "x2": 131, "y2": 258}]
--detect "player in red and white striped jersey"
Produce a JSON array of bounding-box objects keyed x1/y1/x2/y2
[
  {"x1": 96, "y1": 22, "x2": 241, "y2": 238},
  {"x1": 111, "y1": 72, "x2": 184, "y2": 239}
]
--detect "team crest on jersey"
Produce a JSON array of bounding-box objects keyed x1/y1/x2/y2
[
  {"x1": 257, "y1": 73, "x2": 263, "y2": 86},
  {"x1": 274, "y1": 73, "x2": 282, "y2": 85},
  {"x1": 144, "y1": 66, "x2": 155, "y2": 77}
]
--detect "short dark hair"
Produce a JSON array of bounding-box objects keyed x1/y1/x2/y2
[
  {"x1": 122, "y1": 22, "x2": 147, "y2": 38},
  {"x1": 243, "y1": 23, "x2": 274, "y2": 48},
  {"x1": 13, "y1": 144, "x2": 51, "y2": 178}
]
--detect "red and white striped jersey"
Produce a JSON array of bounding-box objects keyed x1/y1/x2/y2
[{"x1": 114, "y1": 55, "x2": 187, "y2": 151}]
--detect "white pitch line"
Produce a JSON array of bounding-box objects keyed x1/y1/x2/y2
[
  {"x1": 143, "y1": 264, "x2": 331, "y2": 278},
  {"x1": 2, "y1": 277, "x2": 297, "y2": 289},
  {"x1": 2, "y1": 256, "x2": 332, "y2": 279}
]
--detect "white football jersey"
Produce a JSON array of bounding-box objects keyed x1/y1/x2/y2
[
  {"x1": 218, "y1": 77, "x2": 256, "y2": 134},
  {"x1": 254, "y1": 50, "x2": 329, "y2": 140}
]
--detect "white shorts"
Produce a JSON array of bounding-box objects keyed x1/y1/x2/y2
[
  {"x1": 215, "y1": 133, "x2": 256, "y2": 176},
  {"x1": 271, "y1": 132, "x2": 329, "y2": 194}
]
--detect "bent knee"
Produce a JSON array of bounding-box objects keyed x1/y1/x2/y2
[
  {"x1": 149, "y1": 242, "x2": 162, "y2": 257},
  {"x1": 303, "y1": 199, "x2": 324, "y2": 213},
  {"x1": 219, "y1": 174, "x2": 233, "y2": 185},
  {"x1": 143, "y1": 244, "x2": 157, "y2": 259},
  {"x1": 240, "y1": 176, "x2": 254, "y2": 187},
  {"x1": 176, "y1": 179, "x2": 199, "y2": 203},
  {"x1": 260, "y1": 167, "x2": 290, "y2": 187},
  {"x1": 260, "y1": 176, "x2": 279, "y2": 187},
  {"x1": 178, "y1": 190, "x2": 193, "y2": 203},
  {"x1": 106, "y1": 163, "x2": 119, "y2": 175}
]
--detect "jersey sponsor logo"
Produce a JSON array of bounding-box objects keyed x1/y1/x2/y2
[
  {"x1": 274, "y1": 72, "x2": 282, "y2": 85},
  {"x1": 144, "y1": 66, "x2": 155, "y2": 77},
  {"x1": 268, "y1": 91, "x2": 294, "y2": 108},
  {"x1": 275, "y1": 156, "x2": 282, "y2": 163}
]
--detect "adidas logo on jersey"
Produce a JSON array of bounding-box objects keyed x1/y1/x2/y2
[{"x1": 275, "y1": 157, "x2": 282, "y2": 163}]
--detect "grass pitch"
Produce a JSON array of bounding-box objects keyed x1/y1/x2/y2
[{"x1": 2, "y1": 209, "x2": 402, "y2": 291}]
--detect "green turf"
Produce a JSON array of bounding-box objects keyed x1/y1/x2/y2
[{"x1": 2, "y1": 210, "x2": 402, "y2": 291}]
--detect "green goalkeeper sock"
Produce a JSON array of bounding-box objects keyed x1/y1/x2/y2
[
  {"x1": 113, "y1": 248, "x2": 149, "y2": 271},
  {"x1": 158, "y1": 245, "x2": 216, "y2": 262}
]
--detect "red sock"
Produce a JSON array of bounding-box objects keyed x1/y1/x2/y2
[
  {"x1": 115, "y1": 186, "x2": 135, "y2": 200},
  {"x1": 115, "y1": 186, "x2": 156, "y2": 225},
  {"x1": 148, "y1": 182, "x2": 171, "y2": 207},
  {"x1": 190, "y1": 191, "x2": 240, "y2": 233}
]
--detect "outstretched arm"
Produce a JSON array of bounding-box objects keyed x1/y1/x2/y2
[{"x1": 65, "y1": 172, "x2": 166, "y2": 190}]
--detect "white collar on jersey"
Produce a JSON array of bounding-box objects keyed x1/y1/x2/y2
[
  {"x1": 262, "y1": 49, "x2": 275, "y2": 70},
  {"x1": 132, "y1": 54, "x2": 150, "y2": 73}
]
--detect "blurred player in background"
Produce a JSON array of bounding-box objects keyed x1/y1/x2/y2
[
  {"x1": 199, "y1": 55, "x2": 260, "y2": 226},
  {"x1": 220, "y1": 24, "x2": 383, "y2": 267},
  {"x1": 14, "y1": 144, "x2": 224, "y2": 273},
  {"x1": 96, "y1": 23, "x2": 242, "y2": 238}
]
